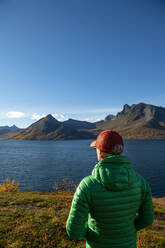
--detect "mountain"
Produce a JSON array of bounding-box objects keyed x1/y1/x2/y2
[
  {"x1": 105, "y1": 114, "x2": 115, "y2": 121},
  {"x1": 8, "y1": 114, "x2": 96, "y2": 140},
  {"x1": 96, "y1": 103, "x2": 165, "y2": 139},
  {"x1": 44, "y1": 125, "x2": 95, "y2": 140},
  {"x1": 3, "y1": 103, "x2": 165, "y2": 140},
  {"x1": 8, "y1": 114, "x2": 61, "y2": 140},
  {"x1": 63, "y1": 118, "x2": 96, "y2": 129},
  {"x1": 0, "y1": 125, "x2": 20, "y2": 136}
]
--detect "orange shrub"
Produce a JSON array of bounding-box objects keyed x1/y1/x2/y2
[{"x1": 0, "y1": 177, "x2": 19, "y2": 192}]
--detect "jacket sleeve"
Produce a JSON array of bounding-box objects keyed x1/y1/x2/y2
[
  {"x1": 66, "y1": 177, "x2": 91, "y2": 240},
  {"x1": 135, "y1": 181, "x2": 154, "y2": 231}
]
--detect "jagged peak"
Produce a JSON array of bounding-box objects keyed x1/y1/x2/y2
[
  {"x1": 45, "y1": 114, "x2": 54, "y2": 119},
  {"x1": 131, "y1": 102, "x2": 147, "y2": 108},
  {"x1": 44, "y1": 114, "x2": 59, "y2": 122},
  {"x1": 105, "y1": 114, "x2": 115, "y2": 121},
  {"x1": 123, "y1": 104, "x2": 131, "y2": 112}
]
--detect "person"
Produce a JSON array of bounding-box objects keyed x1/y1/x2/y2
[{"x1": 66, "y1": 130, "x2": 154, "y2": 248}]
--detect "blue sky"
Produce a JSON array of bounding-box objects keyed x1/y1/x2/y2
[{"x1": 0, "y1": 0, "x2": 165, "y2": 128}]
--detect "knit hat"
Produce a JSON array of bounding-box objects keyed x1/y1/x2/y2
[{"x1": 90, "y1": 130, "x2": 123, "y2": 153}]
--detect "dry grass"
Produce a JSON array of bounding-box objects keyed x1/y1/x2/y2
[{"x1": 0, "y1": 192, "x2": 164, "y2": 248}]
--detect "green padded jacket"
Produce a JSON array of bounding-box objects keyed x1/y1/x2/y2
[{"x1": 66, "y1": 155, "x2": 154, "y2": 248}]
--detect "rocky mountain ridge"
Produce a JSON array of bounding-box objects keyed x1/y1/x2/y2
[
  {"x1": 0, "y1": 125, "x2": 20, "y2": 135},
  {"x1": 97, "y1": 102, "x2": 165, "y2": 139},
  {"x1": 1, "y1": 102, "x2": 165, "y2": 140}
]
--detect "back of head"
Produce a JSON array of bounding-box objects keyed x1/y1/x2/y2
[
  {"x1": 101, "y1": 144, "x2": 124, "y2": 159},
  {"x1": 90, "y1": 130, "x2": 124, "y2": 156}
]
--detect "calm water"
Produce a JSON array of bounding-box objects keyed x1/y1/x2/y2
[{"x1": 0, "y1": 139, "x2": 165, "y2": 197}]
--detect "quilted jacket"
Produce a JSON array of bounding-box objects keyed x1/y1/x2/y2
[{"x1": 66, "y1": 155, "x2": 154, "y2": 248}]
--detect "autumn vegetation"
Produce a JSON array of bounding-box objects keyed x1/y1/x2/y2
[{"x1": 0, "y1": 178, "x2": 164, "y2": 248}]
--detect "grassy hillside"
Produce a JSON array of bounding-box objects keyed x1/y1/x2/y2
[{"x1": 0, "y1": 192, "x2": 164, "y2": 248}]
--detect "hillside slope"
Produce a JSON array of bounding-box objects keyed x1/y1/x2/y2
[
  {"x1": 0, "y1": 192, "x2": 164, "y2": 248},
  {"x1": 8, "y1": 114, "x2": 95, "y2": 140}
]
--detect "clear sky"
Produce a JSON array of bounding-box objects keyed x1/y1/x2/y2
[{"x1": 0, "y1": 0, "x2": 165, "y2": 128}]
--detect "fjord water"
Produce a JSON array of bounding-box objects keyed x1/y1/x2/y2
[{"x1": 0, "y1": 139, "x2": 164, "y2": 197}]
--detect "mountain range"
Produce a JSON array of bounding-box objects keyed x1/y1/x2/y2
[
  {"x1": 0, "y1": 125, "x2": 20, "y2": 135},
  {"x1": 1, "y1": 102, "x2": 165, "y2": 140},
  {"x1": 96, "y1": 103, "x2": 165, "y2": 139}
]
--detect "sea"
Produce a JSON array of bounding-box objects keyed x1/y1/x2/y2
[{"x1": 0, "y1": 139, "x2": 165, "y2": 197}]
